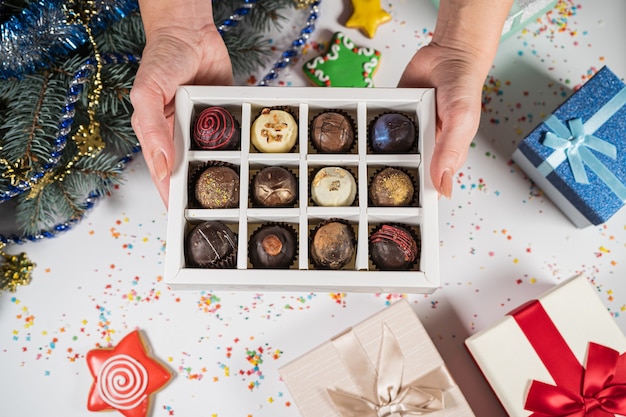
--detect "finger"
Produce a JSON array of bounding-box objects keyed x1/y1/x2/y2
[
  {"x1": 430, "y1": 103, "x2": 479, "y2": 199},
  {"x1": 130, "y1": 81, "x2": 173, "y2": 208}
]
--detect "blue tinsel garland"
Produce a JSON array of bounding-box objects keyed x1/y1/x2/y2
[{"x1": 0, "y1": 0, "x2": 138, "y2": 79}]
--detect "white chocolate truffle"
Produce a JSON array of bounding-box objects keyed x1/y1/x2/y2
[
  {"x1": 311, "y1": 167, "x2": 357, "y2": 206},
  {"x1": 251, "y1": 108, "x2": 298, "y2": 153}
]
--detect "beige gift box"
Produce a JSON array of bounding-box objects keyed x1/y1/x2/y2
[
  {"x1": 465, "y1": 274, "x2": 626, "y2": 417},
  {"x1": 279, "y1": 299, "x2": 475, "y2": 417}
]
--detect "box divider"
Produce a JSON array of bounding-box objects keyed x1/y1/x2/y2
[
  {"x1": 299, "y1": 103, "x2": 310, "y2": 270},
  {"x1": 238, "y1": 102, "x2": 252, "y2": 269},
  {"x1": 356, "y1": 101, "x2": 369, "y2": 270}
]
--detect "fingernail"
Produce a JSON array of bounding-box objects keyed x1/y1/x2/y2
[
  {"x1": 152, "y1": 149, "x2": 169, "y2": 182},
  {"x1": 440, "y1": 169, "x2": 453, "y2": 199}
]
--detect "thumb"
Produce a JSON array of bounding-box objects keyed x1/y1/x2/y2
[
  {"x1": 130, "y1": 85, "x2": 174, "y2": 208},
  {"x1": 430, "y1": 102, "x2": 479, "y2": 199}
]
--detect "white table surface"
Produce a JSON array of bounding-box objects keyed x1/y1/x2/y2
[{"x1": 1, "y1": 0, "x2": 625, "y2": 416}]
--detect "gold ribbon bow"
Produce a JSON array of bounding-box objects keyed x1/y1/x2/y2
[{"x1": 327, "y1": 324, "x2": 455, "y2": 417}]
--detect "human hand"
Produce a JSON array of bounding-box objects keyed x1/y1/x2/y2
[
  {"x1": 398, "y1": 43, "x2": 485, "y2": 199},
  {"x1": 130, "y1": 3, "x2": 232, "y2": 207},
  {"x1": 399, "y1": 0, "x2": 513, "y2": 199}
]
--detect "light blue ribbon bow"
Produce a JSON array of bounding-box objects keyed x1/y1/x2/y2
[{"x1": 536, "y1": 86, "x2": 626, "y2": 201}]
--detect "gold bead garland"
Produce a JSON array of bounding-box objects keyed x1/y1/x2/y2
[
  {"x1": 294, "y1": 0, "x2": 317, "y2": 8},
  {"x1": 62, "y1": 0, "x2": 106, "y2": 170}
]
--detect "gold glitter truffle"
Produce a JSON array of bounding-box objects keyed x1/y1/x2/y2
[
  {"x1": 194, "y1": 166, "x2": 240, "y2": 209},
  {"x1": 369, "y1": 167, "x2": 414, "y2": 206}
]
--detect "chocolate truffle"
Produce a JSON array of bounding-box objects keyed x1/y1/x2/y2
[
  {"x1": 369, "y1": 167, "x2": 414, "y2": 206},
  {"x1": 194, "y1": 165, "x2": 240, "y2": 209},
  {"x1": 310, "y1": 221, "x2": 355, "y2": 270},
  {"x1": 369, "y1": 113, "x2": 416, "y2": 153},
  {"x1": 251, "y1": 108, "x2": 298, "y2": 153},
  {"x1": 311, "y1": 167, "x2": 357, "y2": 206},
  {"x1": 252, "y1": 166, "x2": 298, "y2": 207},
  {"x1": 193, "y1": 106, "x2": 240, "y2": 150},
  {"x1": 310, "y1": 111, "x2": 354, "y2": 153},
  {"x1": 369, "y1": 224, "x2": 418, "y2": 270},
  {"x1": 185, "y1": 221, "x2": 238, "y2": 268},
  {"x1": 249, "y1": 224, "x2": 297, "y2": 269}
]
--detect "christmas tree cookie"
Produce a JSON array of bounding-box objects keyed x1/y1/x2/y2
[
  {"x1": 303, "y1": 32, "x2": 381, "y2": 88},
  {"x1": 86, "y1": 330, "x2": 171, "y2": 417}
]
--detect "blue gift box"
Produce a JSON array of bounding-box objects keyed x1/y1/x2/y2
[{"x1": 512, "y1": 66, "x2": 626, "y2": 228}]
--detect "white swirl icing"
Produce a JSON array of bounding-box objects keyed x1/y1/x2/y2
[
  {"x1": 341, "y1": 33, "x2": 355, "y2": 49},
  {"x1": 357, "y1": 47, "x2": 376, "y2": 57},
  {"x1": 363, "y1": 57, "x2": 380, "y2": 75},
  {"x1": 97, "y1": 354, "x2": 148, "y2": 410},
  {"x1": 325, "y1": 44, "x2": 341, "y2": 61},
  {"x1": 305, "y1": 56, "x2": 326, "y2": 69}
]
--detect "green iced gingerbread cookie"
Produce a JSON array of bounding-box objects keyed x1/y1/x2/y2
[{"x1": 302, "y1": 32, "x2": 381, "y2": 88}]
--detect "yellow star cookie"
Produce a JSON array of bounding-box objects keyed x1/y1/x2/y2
[{"x1": 345, "y1": 0, "x2": 391, "y2": 38}]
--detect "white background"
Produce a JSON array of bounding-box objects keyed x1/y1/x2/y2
[{"x1": 1, "y1": 0, "x2": 625, "y2": 416}]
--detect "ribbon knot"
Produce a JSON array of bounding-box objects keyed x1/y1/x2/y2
[
  {"x1": 327, "y1": 324, "x2": 454, "y2": 417},
  {"x1": 542, "y1": 117, "x2": 617, "y2": 185},
  {"x1": 524, "y1": 342, "x2": 626, "y2": 417},
  {"x1": 584, "y1": 395, "x2": 601, "y2": 413}
]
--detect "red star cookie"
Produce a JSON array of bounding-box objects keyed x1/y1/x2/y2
[
  {"x1": 303, "y1": 32, "x2": 381, "y2": 88},
  {"x1": 86, "y1": 330, "x2": 171, "y2": 417}
]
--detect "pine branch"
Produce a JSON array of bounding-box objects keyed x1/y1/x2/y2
[
  {"x1": 214, "y1": 0, "x2": 295, "y2": 76},
  {"x1": 15, "y1": 150, "x2": 124, "y2": 235},
  {"x1": 94, "y1": 12, "x2": 145, "y2": 56},
  {"x1": 247, "y1": 0, "x2": 293, "y2": 32},
  {"x1": 224, "y1": 30, "x2": 272, "y2": 76},
  {"x1": 0, "y1": 71, "x2": 68, "y2": 166}
]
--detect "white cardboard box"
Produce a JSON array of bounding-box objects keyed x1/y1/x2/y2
[
  {"x1": 164, "y1": 86, "x2": 439, "y2": 293},
  {"x1": 465, "y1": 275, "x2": 626, "y2": 417},
  {"x1": 279, "y1": 299, "x2": 475, "y2": 417}
]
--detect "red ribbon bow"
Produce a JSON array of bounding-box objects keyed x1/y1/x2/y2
[
  {"x1": 510, "y1": 300, "x2": 626, "y2": 417},
  {"x1": 525, "y1": 342, "x2": 626, "y2": 417}
]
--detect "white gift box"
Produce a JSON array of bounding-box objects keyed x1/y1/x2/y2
[
  {"x1": 279, "y1": 299, "x2": 476, "y2": 417},
  {"x1": 465, "y1": 275, "x2": 626, "y2": 417},
  {"x1": 164, "y1": 86, "x2": 439, "y2": 293}
]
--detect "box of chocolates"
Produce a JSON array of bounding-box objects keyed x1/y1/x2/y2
[{"x1": 164, "y1": 86, "x2": 439, "y2": 293}]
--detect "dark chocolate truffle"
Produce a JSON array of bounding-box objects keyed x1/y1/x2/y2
[
  {"x1": 193, "y1": 106, "x2": 240, "y2": 150},
  {"x1": 369, "y1": 224, "x2": 418, "y2": 270},
  {"x1": 194, "y1": 166, "x2": 240, "y2": 209},
  {"x1": 185, "y1": 221, "x2": 238, "y2": 267},
  {"x1": 249, "y1": 224, "x2": 297, "y2": 269},
  {"x1": 310, "y1": 111, "x2": 354, "y2": 153},
  {"x1": 310, "y1": 220, "x2": 355, "y2": 270},
  {"x1": 369, "y1": 167, "x2": 414, "y2": 206},
  {"x1": 252, "y1": 166, "x2": 297, "y2": 207},
  {"x1": 369, "y1": 113, "x2": 416, "y2": 153}
]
